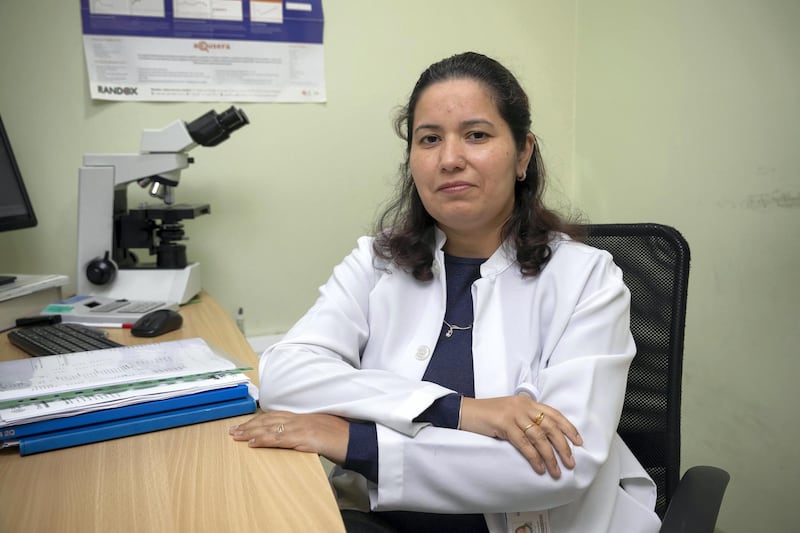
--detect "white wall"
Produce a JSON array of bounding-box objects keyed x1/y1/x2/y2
[{"x1": 574, "y1": 1, "x2": 800, "y2": 531}]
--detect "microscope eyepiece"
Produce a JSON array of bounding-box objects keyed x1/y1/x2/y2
[
  {"x1": 187, "y1": 106, "x2": 249, "y2": 147},
  {"x1": 217, "y1": 107, "x2": 249, "y2": 132}
]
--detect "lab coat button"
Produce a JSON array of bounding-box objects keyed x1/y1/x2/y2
[
  {"x1": 432, "y1": 261, "x2": 441, "y2": 274},
  {"x1": 415, "y1": 346, "x2": 431, "y2": 360}
]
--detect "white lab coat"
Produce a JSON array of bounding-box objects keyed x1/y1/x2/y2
[{"x1": 259, "y1": 229, "x2": 661, "y2": 533}]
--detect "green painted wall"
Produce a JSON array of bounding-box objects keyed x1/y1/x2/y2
[
  {"x1": 0, "y1": 0, "x2": 577, "y2": 336},
  {"x1": 574, "y1": 2, "x2": 800, "y2": 531}
]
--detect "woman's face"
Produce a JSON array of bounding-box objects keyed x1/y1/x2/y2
[{"x1": 409, "y1": 78, "x2": 533, "y2": 251}]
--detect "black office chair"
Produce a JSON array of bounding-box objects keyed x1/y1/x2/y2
[{"x1": 584, "y1": 223, "x2": 730, "y2": 533}]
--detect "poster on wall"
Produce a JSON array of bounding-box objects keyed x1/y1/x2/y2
[{"x1": 80, "y1": 0, "x2": 325, "y2": 103}]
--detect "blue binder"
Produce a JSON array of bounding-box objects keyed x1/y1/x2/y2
[
  {"x1": 1, "y1": 383, "x2": 251, "y2": 442},
  {"x1": 13, "y1": 396, "x2": 256, "y2": 456},
  {"x1": 1, "y1": 385, "x2": 257, "y2": 456}
]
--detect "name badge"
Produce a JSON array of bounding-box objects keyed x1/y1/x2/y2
[{"x1": 507, "y1": 510, "x2": 550, "y2": 533}]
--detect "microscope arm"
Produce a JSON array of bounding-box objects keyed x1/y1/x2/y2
[{"x1": 80, "y1": 153, "x2": 190, "y2": 186}]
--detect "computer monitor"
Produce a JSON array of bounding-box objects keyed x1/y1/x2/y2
[{"x1": 0, "y1": 114, "x2": 37, "y2": 233}]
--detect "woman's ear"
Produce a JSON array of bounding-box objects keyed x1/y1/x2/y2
[{"x1": 517, "y1": 132, "x2": 536, "y2": 177}]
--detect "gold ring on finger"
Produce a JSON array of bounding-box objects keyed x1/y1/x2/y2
[
  {"x1": 276, "y1": 423, "x2": 285, "y2": 434},
  {"x1": 533, "y1": 411, "x2": 545, "y2": 426},
  {"x1": 522, "y1": 422, "x2": 535, "y2": 433}
]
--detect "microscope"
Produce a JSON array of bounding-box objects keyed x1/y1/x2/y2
[{"x1": 76, "y1": 107, "x2": 248, "y2": 304}]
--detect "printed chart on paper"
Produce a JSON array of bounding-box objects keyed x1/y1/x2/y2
[{"x1": 80, "y1": 0, "x2": 325, "y2": 102}]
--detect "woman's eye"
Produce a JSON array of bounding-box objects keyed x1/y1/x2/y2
[
  {"x1": 468, "y1": 131, "x2": 488, "y2": 141},
  {"x1": 420, "y1": 134, "x2": 439, "y2": 145}
]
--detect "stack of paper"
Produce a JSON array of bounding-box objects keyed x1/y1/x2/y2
[{"x1": 0, "y1": 338, "x2": 257, "y2": 455}]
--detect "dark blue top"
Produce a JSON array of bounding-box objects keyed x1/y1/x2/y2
[{"x1": 344, "y1": 255, "x2": 489, "y2": 532}]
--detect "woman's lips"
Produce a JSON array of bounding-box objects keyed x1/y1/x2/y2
[{"x1": 438, "y1": 181, "x2": 473, "y2": 193}]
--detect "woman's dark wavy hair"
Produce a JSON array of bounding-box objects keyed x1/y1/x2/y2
[{"x1": 374, "y1": 51, "x2": 579, "y2": 281}]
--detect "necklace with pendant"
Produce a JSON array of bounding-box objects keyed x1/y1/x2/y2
[{"x1": 443, "y1": 319, "x2": 472, "y2": 338}]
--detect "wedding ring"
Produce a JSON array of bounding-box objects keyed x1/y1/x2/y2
[
  {"x1": 276, "y1": 423, "x2": 285, "y2": 434},
  {"x1": 533, "y1": 411, "x2": 545, "y2": 426},
  {"x1": 522, "y1": 422, "x2": 535, "y2": 433}
]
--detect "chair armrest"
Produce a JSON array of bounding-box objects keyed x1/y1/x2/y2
[{"x1": 660, "y1": 466, "x2": 730, "y2": 533}]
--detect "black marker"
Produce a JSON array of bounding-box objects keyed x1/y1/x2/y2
[{"x1": 15, "y1": 315, "x2": 63, "y2": 327}]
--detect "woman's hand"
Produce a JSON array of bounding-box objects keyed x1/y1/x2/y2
[
  {"x1": 229, "y1": 410, "x2": 350, "y2": 464},
  {"x1": 459, "y1": 395, "x2": 583, "y2": 479}
]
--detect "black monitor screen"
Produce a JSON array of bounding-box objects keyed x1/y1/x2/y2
[{"x1": 0, "y1": 114, "x2": 37, "y2": 232}]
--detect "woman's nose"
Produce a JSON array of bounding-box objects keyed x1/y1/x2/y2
[{"x1": 439, "y1": 139, "x2": 466, "y2": 172}]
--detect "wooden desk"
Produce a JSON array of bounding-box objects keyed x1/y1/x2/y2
[{"x1": 0, "y1": 293, "x2": 345, "y2": 533}]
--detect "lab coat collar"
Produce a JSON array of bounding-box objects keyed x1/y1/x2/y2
[{"x1": 433, "y1": 226, "x2": 517, "y2": 279}]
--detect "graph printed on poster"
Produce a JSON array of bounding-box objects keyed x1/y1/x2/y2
[{"x1": 81, "y1": 0, "x2": 325, "y2": 102}]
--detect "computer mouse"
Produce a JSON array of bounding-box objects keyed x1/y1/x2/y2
[{"x1": 130, "y1": 309, "x2": 183, "y2": 338}]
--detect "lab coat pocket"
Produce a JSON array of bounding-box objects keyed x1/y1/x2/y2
[{"x1": 608, "y1": 484, "x2": 661, "y2": 533}]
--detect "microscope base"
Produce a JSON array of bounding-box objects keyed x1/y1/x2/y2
[{"x1": 86, "y1": 263, "x2": 201, "y2": 305}]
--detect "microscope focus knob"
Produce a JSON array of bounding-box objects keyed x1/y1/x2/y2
[{"x1": 86, "y1": 251, "x2": 117, "y2": 285}]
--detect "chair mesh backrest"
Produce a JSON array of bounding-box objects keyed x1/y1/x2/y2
[{"x1": 583, "y1": 223, "x2": 690, "y2": 518}]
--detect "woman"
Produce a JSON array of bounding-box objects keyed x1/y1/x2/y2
[{"x1": 231, "y1": 52, "x2": 661, "y2": 533}]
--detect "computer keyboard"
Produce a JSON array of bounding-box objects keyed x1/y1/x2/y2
[{"x1": 9, "y1": 323, "x2": 124, "y2": 357}]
